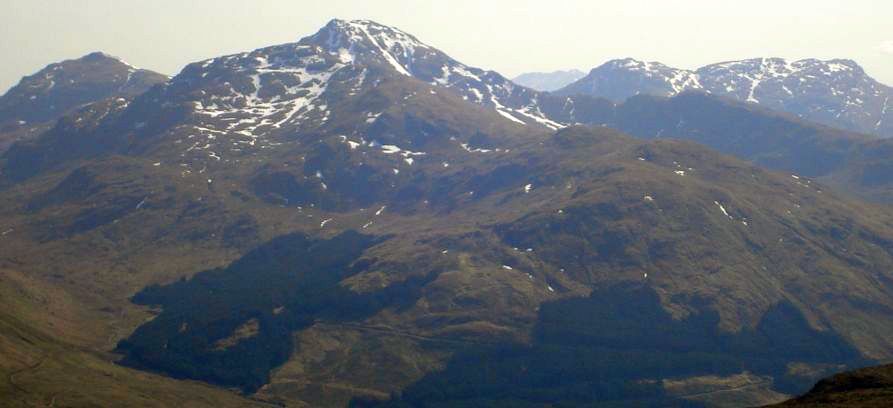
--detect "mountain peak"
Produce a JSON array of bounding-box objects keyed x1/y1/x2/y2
[
  {"x1": 322, "y1": 18, "x2": 410, "y2": 34},
  {"x1": 557, "y1": 58, "x2": 702, "y2": 100},
  {"x1": 598, "y1": 58, "x2": 675, "y2": 72},
  {"x1": 303, "y1": 19, "x2": 430, "y2": 76},
  {"x1": 81, "y1": 51, "x2": 115, "y2": 60},
  {"x1": 167, "y1": 19, "x2": 562, "y2": 135},
  {"x1": 78, "y1": 51, "x2": 139, "y2": 70},
  {"x1": 81, "y1": 51, "x2": 119, "y2": 60},
  {"x1": 601, "y1": 57, "x2": 645, "y2": 67},
  {"x1": 0, "y1": 52, "x2": 168, "y2": 152}
]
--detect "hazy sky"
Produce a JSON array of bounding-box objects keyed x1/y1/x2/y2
[{"x1": 2, "y1": 0, "x2": 892, "y2": 92}]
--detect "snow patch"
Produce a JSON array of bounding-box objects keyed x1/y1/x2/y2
[{"x1": 714, "y1": 201, "x2": 733, "y2": 219}]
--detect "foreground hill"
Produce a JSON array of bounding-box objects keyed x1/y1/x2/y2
[
  {"x1": 773, "y1": 364, "x2": 893, "y2": 407},
  {"x1": 0, "y1": 52, "x2": 168, "y2": 153},
  {"x1": 0, "y1": 268, "x2": 268, "y2": 407},
  {"x1": 555, "y1": 58, "x2": 893, "y2": 139},
  {"x1": 6, "y1": 121, "x2": 893, "y2": 406},
  {"x1": 3, "y1": 20, "x2": 893, "y2": 407}
]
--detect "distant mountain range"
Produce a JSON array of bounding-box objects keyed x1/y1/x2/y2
[
  {"x1": 555, "y1": 57, "x2": 893, "y2": 138},
  {"x1": 512, "y1": 69, "x2": 585, "y2": 91},
  {"x1": 5, "y1": 19, "x2": 893, "y2": 408}
]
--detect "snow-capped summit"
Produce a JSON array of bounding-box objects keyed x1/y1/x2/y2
[
  {"x1": 158, "y1": 18, "x2": 563, "y2": 156},
  {"x1": 10, "y1": 20, "x2": 573, "y2": 183},
  {"x1": 556, "y1": 58, "x2": 702, "y2": 101},
  {"x1": 305, "y1": 19, "x2": 563, "y2": 129},
  {"x1": 306, "y1": 19, "x2": 432, "y2": 76},
  {"x1": 557, "y1": 57, "x2": 893, "y2": 138}
]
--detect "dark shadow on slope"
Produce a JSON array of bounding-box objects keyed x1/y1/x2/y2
[
  {"x1": 117, "y1": 230, "x2": 438, "y2": 393},
  {"x1": 353, "y1": 283, "x2": 867, "y2": 407}
]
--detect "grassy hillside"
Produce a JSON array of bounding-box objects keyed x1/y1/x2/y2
[{"x1": 0, "y1": 267, "x2": 265, "y2": 407}]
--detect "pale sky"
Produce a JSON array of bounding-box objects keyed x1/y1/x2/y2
[{"x1": 2, "y1": 0, "x2": 892, "y2": 93}]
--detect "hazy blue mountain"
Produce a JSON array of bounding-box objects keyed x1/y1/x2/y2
[{"x1": 512, "y1": 69, "x2": 585, "y2": 91}]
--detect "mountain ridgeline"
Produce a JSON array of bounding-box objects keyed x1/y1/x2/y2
[
  {"x1": 555, "y1": 57, "x2": 893, "y2": 139},
  {"x1": 3, "y1": 18, "x2": 893, "y2": 408},
  {"x1": 532, "y1": 91, "x2": 893, "y2": 203}
]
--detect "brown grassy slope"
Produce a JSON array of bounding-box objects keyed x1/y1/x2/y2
[
  {"x1": 7, "y1": 127, "x2": 893, "y2": 407},
  {"x1": 0, "y1": 268, "x2": 264, "y2": 407}
]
